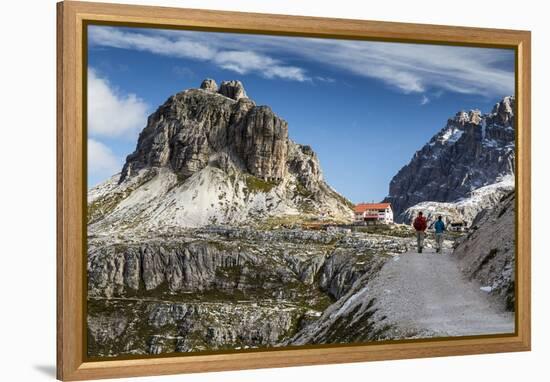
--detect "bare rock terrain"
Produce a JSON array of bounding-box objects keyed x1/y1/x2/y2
[{"x1": 453, "y1": 191, "x2": 516, "y2": 310}]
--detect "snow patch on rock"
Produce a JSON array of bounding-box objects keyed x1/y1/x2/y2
[{"x1": 401, "y1": 175, "x2": 514, "y2": 226}]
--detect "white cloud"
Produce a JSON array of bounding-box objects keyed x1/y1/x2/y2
[
  {"x1": 89, "y1": 27, "x2": 309, "y2": 82},
  {"x1": 266, "y1": 37, "x2": 514, "y2": 96},
  {"x1": 87, "y1": 68, "x2": 149, "y2": 138},
  {"x1": 153, "y1": 29, "x2": 515, "y2": 97},
  {"x1": 315, "y1": 76, "x2": 336, "y2": 83},
  {"x1": 420, "y1": 95, "x2": 430, "y2": 105},
  {"x1": 89, "y1": 26, "x2": 515, "y2": 98},
  {"x1": 89, "y1": 26, "x2": 216, "y2": 60},
  {"x1": 213, "y1": 50, "x2": 308, "y2": 81},
  {"x1": 88, "y1": 139, "x2": 121, "y2": 182}
]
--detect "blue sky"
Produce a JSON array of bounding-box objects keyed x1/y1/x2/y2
[{"x1": 87, "y1": 25, "x2": 515, "y2": 203}]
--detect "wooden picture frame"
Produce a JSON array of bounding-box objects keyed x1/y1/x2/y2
[{"x1": 57, "y1": 1, "x2": 531, "y2": 380}]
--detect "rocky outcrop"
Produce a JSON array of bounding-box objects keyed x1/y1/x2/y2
[
  {"x1": 200, "y1": 78, "x2": 218, "y2": 92},
  {"x1": 88, "y1": 240, "x2": 259, "y2": 298},
  {"x1": 233, "y1": 105, "x2": 288, "y2": 181},
  {"x1": 384, "y1": 97, "x2": 515, "y2": 220},
  {"x1": 90, "y1": 79, "x2": 353, "y2": 233},
  {"x1": 120, "y1": 79, "x2": 277, "y2": 182},
  {"x1": 453, "y1": 191, "x2": 515, "y2": 310},
  {"x1": 199, "y1": 79, "x2": 247, "y2": 100},
  {"x1": 218, "y1": 80, "x2": 247, "y2": 100},
  {"x1": 88, "y1": 299, "x2": 298, "y2": 356},
  {"x1": 87, "y1": 226, "x2": 416, "y2": 357},
  {"x1": 88, "y1": 227, "x2": 413, "y2": 300}
]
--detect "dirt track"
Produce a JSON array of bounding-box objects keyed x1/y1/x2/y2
[{"x1": 369, "y1": 247, "x2": 514, "y2": 337}]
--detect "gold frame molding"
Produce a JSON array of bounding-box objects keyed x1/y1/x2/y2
[{"x1": 57, "y1": 1, "x2": 531, "y2": 380}]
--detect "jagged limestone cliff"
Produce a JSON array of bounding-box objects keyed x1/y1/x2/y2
[
  {"x1": 384, "y1": 97, "x2": 515, "y2": 221},
  {"x1": 88, "y1": 79, "x2": 353, "y2": 234}
]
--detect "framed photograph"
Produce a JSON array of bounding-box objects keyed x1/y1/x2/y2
[{"x1": 57, "y1": 1, "x2": 531, "y2": 380}]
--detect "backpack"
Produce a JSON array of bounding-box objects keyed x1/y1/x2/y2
[{"x1": 413, "y1": 217, "x2": 426, "y2": 231}]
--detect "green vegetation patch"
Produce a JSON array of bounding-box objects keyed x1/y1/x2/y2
[
  {"x1": 244, "y1": 175, "x2": 278, "y2": 193},
  {"x1": 255, "y1": 215, "x2": 314, "y2": 230},
  {"x1": 88, "y1": 170, "x2": 157, "y2": 224},
  {"x1": 295, "y1": 181, "x2": 314, "y2": 199},
  {"x1": 352, "y1": 224, "x2": 415, "y2": 238},
  {"x1": 88, "y1": 193, "x2": 126, "y2": 225}
]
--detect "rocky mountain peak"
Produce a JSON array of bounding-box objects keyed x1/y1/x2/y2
[
  {"x1": 200, "y1": 78, "x2": 218, "y2": 92},
  {"x1": 453, "y1": 109, "x2": 482, "y2": 125},
  {"x1": 384, "y1": 96, "x2": 515, "y2": 221},
  {"x1": 469, "y1": 109, "x2": 482, "y2": 125},
  {"x1": 199, "y1": 78, "x2": 248, "y2": 101},
  {"x1": 454, "y1": 111, "x2": 471, "y2": 125},
  {"x1": 92, "y1": 79, "x2": 353, "y2": 231},
  {"x1": 120, "y1": 79, "x2": 284, "y2": 183},
  {"x1": 490, "y1": 96, "x2": 514, "y2": 126},
  {"x1": 218, "y1": 80, "x2": 247, "y2": 100}
]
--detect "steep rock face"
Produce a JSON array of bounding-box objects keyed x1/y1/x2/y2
[
  {"x1": 120, "y1": 84, "x2": 285, "y2": 182},
  {"x1": 232, "y1": 105, "x2": 288, "y2": 181},
  {"x1": 88, "y1": 240, "x2": 260, "y2": 298},
  {"x1": 384, "y1": 97, "x2": 515, "y2": 220},
  {"x1": 218, "y1": 80, "x2": 247, "y2": 100},
  {"x1": 453, "y1": 192, "x2": 515, "y2": 310},
  {"x1": 288, "y1": 144, "x2": 321, "y2": 190}
]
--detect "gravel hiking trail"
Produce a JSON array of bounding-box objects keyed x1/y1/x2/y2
[{"x1": 369, "y1": 247, "x2": 514, "y2": 337}]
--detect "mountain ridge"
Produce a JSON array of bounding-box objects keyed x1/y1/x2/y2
[{"x1": 384, "y1": 96, "x2": 515, "y2": 222}]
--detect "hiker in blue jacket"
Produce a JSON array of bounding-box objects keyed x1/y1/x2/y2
[{"x1": 434, "y1": 215, "x2": 446, "y2": 253}]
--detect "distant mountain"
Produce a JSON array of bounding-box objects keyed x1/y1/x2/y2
[
  {"x1": 88, "y1": 79, "x2": 353, "y2": 234},
  {"x1": 384, "y1": 96, "x2": 515, "y2": 222}
]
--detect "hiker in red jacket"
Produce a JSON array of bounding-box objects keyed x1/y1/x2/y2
[{"x1": 413, "y1": 211, "x2": 428, "y2": 253}]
